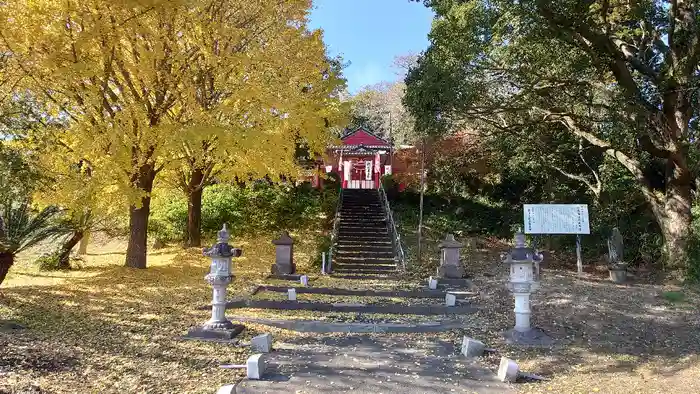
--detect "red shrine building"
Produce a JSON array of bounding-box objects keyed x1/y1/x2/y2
[{"x1": 323, "y1": 126, "x2": 394, "y2": 189}]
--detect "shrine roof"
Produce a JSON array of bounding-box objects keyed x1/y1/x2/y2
[{"x1": 339, "y1": 126, "x2": 390, "y2": 147}]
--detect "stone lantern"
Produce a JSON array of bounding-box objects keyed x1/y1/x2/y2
[
  {"x1": 186, "y1": 224, "x2": 243, "y2": 340},
  {"x1": 437, "y1": 234, "x2": 465, "y2": 279},
  {"x1": 500, "y1": 229, "x2": 552, "y2": 346},
  {"x1": 271, "y1": 231, "x2": 296, "y2": 276}
]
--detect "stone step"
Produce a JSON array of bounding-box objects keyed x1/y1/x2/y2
[
  {"x1": 336, "y1": 245, "x2": 394, "y2": 252},
  {"x1": 340, "y1": 214, "x2": 385, "y2": 219},
  {"x1": 340, "y1": 209, "x2": 384, "y2": 214},
  {"x1": 222, "y1": 300, "x2": 477, "y2": 315},
  {"x1": 336, "y1": 250, "x2": 395, "y2": 258},
  {"x1": 339, "y1": 223, "x2": 387, "y2": 228},
  {"x1": 333, "y1": 264, "x2": 397, "y2": 271},
  {"x1": 254, "y1": 285, "x2": 449, "y2": 299},
  {"x1": 335, "y1": 257, "x2": 396, "y2": 264},
  {"x1": 332, "y1": 268, "x2": 398, "y2": 275},
  {"x1": 339, "y1": 217, "x2": 386, "y2": 222},
  {"x1": 339, "y1": 216, "x2": 386, "y2": 221},
  {"x1": 338, "y1": 227, "x2": 389, "y2": 236},
  {"x1": 339, "y1": 222, "x2": 387, "y2": 227},
  {"x1": 337, "y1": 235, "x2": 392, "y2": 240},
  {"x1": 339, "y1": 226, "x2": 388, "y2": 232},
  {"x1": 330, "y1": 273, "x2": 400, "y2": 280},
  {"x1": 334, "y1": 256, "x2": 397, "y2": 264},
  {"x1": 337, "y1": 237, "x2": 392, "y2": 243}
]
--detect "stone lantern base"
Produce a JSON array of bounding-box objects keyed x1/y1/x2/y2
[
  {"x1": 503, "y1": 327, "x2": 553, "y2": 347},
  {"x1": 437, "y1": 264, "x2": 465, "y2": 279},
  {"x1": 270, "y1": 263, "x2": 298, "y2": 277},
  {"x1": 185, "y1": 322, "x2": 245, "y2": 341}
]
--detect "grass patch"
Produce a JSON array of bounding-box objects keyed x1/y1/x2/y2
[{"x1": 662, "y1": 291, "x2": 686, "y2": 303}]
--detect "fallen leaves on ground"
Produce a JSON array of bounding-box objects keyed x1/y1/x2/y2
[
  {"x1": 0, "y1": 230, "x2": 321, "y2": 394},
  {"x1": 2, "y1": 230, "x2": 700, "y2": 394}
]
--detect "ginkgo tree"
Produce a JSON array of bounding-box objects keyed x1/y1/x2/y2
[
  {"x1": 169, "y1": 13, "x2": 346, "y2": 246},
  {"x1": 1, "y1": 0, "x2": 346, "y2": 268}
]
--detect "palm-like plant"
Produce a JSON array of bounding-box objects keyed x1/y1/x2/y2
[{"x1": 0, "y1": 200, "x2": 68, "y2": 286}]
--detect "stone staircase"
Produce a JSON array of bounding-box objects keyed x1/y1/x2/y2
[{"x1": 332, "y1": 189, "x2": 397, "y2": 277}]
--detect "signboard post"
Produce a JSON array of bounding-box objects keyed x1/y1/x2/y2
[{"x1": 523, "y1": 204, "x2": 590, "y2": 276}]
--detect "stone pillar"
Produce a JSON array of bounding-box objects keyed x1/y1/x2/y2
[
  {"x1": 271, "y1": 231, "x2": 295, "y2": 275},
  {"x1": 185, "y1": 225, "x2": 243, "y2": 340},
  {"x1": 437, "y1": 234, "x2": 465, "y2": 279}
]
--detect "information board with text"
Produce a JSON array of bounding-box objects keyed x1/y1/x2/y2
[{"x1": 523, "y1": 204, "x2": 590, "y2": 235}]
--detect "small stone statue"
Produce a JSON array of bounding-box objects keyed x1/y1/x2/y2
[{"x1": 607, "y1": 227, "x2": 624, "y2": 267}]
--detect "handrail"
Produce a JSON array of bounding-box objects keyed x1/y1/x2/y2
[
  {"x1": 326, "y1": 186, "x2": 343, "y2": 273},
  {"x1": 378, "y1": 181, "x2": 406, "y2": 271}
]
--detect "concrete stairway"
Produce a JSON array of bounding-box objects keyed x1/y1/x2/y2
[{"x1": 333, "y1": 189, "x2": 397, "y2": 277}]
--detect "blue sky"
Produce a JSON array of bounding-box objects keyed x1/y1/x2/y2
[{"x1": 309, "y1": 0, "x2": 434, "y2": 93}]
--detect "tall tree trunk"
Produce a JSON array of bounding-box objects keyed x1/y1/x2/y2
[
  {"x1": 0, "y1": 252, "x2": 14, "y2": 287},
  {"x1": 78, "y1": 231, "x2": 90, "y2": 255},
  {"x1": 655, "y1": 153, "x2": 693, "y2": 271},
  {"x1": 186, "y1": 168, "x2": 205, "y2": 247},
  {"x1": 125, "y1": 164, "x2": 156, "y2": 269},
  {"x1": 57, "y1": 231, "x2": 84, "y2": 270}
]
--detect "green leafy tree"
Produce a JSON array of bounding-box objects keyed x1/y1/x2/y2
[{"x1": 406, "y1": 0, "x2": 700, "y2": 271}]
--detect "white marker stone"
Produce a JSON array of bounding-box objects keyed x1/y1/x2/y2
[
  {"x1": 287, "y1": 288, "x2": 297, "y2": 301},
  {"x1": 251, "y1": 333, "x2": 273, "y2": 353},
  {"x1": 215, "y1": 384, "x2": 236, "y2": 394},
  {"x1": 246, "y1": 354, "x2": 266, "y2": 380},
  {"x1": 428, "y1": 276, "x2": 438, "y2": 290},
  {"x1": 445, "y1": 293, "x2": 456, "y2": 307},
  {"x1": 461, "y1": 336, "x2": 486, "y2": 357},
  {"x1": 300, "y1": 275, "x2": 309, "y2": 286},
  {"x1": 498, "y1": 357, "x2": 519, "y2": 383}
]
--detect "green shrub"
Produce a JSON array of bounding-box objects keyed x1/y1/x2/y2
[
  {"x1": 201, "y1": 184, "x2": 246, "y2": 235},
  {"x1": 149, "y1": 181, "x2": 338, "y2": 243},
  {"x1": 149, "y1": 192, "x2": 188, "y2": 242},
  {"x1": 35, "y1": 251, "x2": 84, "y2": 271}
]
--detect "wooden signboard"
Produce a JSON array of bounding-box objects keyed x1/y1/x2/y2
[
  {"x1": 523, "y1": 204, "x2": 590, "y2": 235},
  {"x1": 523, "y1": 204, "x2": 590, "y2": 275}
]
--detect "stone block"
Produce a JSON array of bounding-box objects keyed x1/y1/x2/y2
[
  {"x1": 270, "y1": 262, "x2": 296, "y2": 276},
  {"x1": 184, "y1": 325, "x2": 244, "y2": 341},
  {"x1": 428, "y1": 277, "x2": 438, "y2": 290},
  {"x1": 445, "y1": 293, "x2": 456, "y2": 307},
  {"x1": 216, "y1": 384, "x2": 236, "y2": 394},
  {"x1": 287, "y1": 288, "x2": 297, "y2": 301},
  {"x1": 271, "y1": 232, "x2": 295, "y2": 275},
  {"x1": 300, "y1": 275, "x2": 309, "y2": 286},
  {"x1": 498, "y1": 357, "x2": 519, "y2": 383},
  {"x1": 251, "y1": 333, "x2": 273, "y2": 353},
  {"x1": 246, "y1": 354, "x2": 266, "y2": 380},
  {"x1": 438, "y1": 264, "x2": 465, "y2": 279},
  {"x1": 461, "y1": 336, "x2": 485, "y2": 357}
]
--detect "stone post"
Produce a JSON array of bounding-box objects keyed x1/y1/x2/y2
[
  {"x1": 437, "y1": 234, "x2": 465, "y2": 279},
  {"x1": 500, "y1": 230, "x2": 552, "y2": 347},
  {"x1": 271, "y1": 231, "x2": 296, "y2": 276},
  {"x1": 185, "y1": 225, "x2": 243, "y2": 340},
  {"x1": 607, "y1": 227, "x2": 627, "y2": 283}
]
